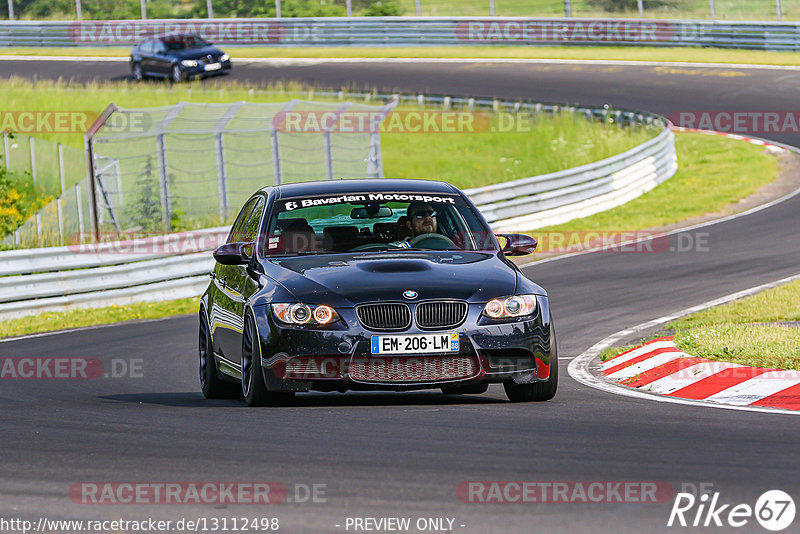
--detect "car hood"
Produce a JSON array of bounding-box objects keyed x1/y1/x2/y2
[
  {"x1": 173, "y1": 46, "x2": 224, "y2": 60},
  {"x1": 260, "y1": 251, "x2": 524, "y2": 306}
]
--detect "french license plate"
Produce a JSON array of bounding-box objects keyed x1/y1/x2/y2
[
  {"x1": 204, "y1": 63, "x2": 222, "y2": 71},
  {"x1": 371, "y1": 333, "x2": 459, "y2": 355}
]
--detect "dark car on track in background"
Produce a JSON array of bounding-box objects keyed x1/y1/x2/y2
[
  {"x1": 199, "y1": 179, "x2": 557, "y2": 406},
  {"x1": 130, "y1": 33, "x2": 231, "y2": 83}
]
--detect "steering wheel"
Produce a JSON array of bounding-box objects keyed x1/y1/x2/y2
[
  {"x1": 408, "y1": 233, "x2": 456, "y2": 249},
  {"x1": 348, "y1": 243, "x2": 391, "y2": 252}
]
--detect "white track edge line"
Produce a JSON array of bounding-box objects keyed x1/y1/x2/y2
[{"x1": 567, "y1": 272, "x2": 800, "y2": 417}]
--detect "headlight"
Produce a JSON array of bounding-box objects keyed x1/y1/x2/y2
[
  {"x1": 220, "y1": 53, "x2": 230, "y2": 62},
  {"x1": 272, "y1": 303, "x2": 340, "y2": 326},
  {"x1": 181, "y1": 59, "x2": 198, "y2": 67},
  {"x1": 482, "y1": 295, "x2": 537, "y2": 319}
]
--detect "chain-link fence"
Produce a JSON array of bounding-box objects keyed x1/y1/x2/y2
[
  {"x1": 0, "y1": 1, "x2": 793, "y2": 22},
  {"x1": 2, "y1": 99, "x2": 396, "y2": 248},
  {"x1": 1, "y1": 132, "x2": 87, "y2": 249}
]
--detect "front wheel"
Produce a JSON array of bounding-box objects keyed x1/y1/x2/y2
[
  {"x1": 504, "y1": 328, "x2": 559, "y2": 402},
  {"x1": 241, "y1": 312, "x2": 295, "y2": 407},
  {"x1": 199, "y1": 309, "x2": 240, "y2": 399},
  {"x1": 171, "y1": 64, "x2": 184, "y2": 83},
  {"x1": 131, "y1": 62, "x2": 143, "y2": 81}
]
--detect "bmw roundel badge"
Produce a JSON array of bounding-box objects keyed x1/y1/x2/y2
[{"x1": 403, "y1": 290, "x2": 418, "y2": 300}]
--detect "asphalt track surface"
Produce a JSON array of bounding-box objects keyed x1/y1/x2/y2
[{"x1": 2, "y1": 58, "x2": 800, "y2": 533}]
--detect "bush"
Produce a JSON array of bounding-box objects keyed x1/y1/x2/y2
[
  {"x1": 363, "y1": 1, "x2": 403, "y2": 16},
  {"x1": 0, "y1": 154, "x2": 52, "y2": 240}
]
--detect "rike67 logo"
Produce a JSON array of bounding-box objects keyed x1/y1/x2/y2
[{"x1": 668, "y1": 489, "x2": 796, "y2": 531}]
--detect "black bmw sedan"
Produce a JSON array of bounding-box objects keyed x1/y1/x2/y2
[
  {"x1": 130, "y1": 33, "x2": 231, "y2": 82},
  {"x1": 200, "y1": 179, "x2": 557, "y2": 406}
]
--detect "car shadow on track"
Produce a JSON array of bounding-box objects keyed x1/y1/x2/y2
[{"x1": 99, "y1": 391, "x2": 507, "y2": 407}]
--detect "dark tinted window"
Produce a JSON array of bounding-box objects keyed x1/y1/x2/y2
[
  {"x1": 260, "y1": 192, "x2": 497, "y2": 256},
  {"x1": 164, "y1": 35, "x2": 209, "y2": 50},
  {"x1": 242, "y1": 197, "x2": 265, "y2": 244},
  {"x1": 227, "y1": 197, "x2": 259, "y2": 244}
]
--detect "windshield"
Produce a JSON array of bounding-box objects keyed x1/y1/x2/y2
[
  {"x1": 260, "y1": 191, "x2": 497, "y2": 256},
  {"x1": 163, "y1": 35, "x2": 209, "y2": 50}
]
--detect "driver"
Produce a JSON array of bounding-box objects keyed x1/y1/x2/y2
[
  {"x1": 406, "y1": 201, "x2": 438, "y2": 237},
  {"x1": 390, "y1": 202, "x2": 440, "y2": 248}
]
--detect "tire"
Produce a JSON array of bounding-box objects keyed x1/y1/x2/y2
[
  {"x1": 171, "y1": 64, "x2": 184, "y2": 83},
  {"x1": 441, "y1": 383, "x2": 489, "y2": 395},
  {"x1": 131, "y1": 62, "x2": 143, "y2": 82},
  {"x1": 503, "y1": 328, "x2": 559, "y2": 402},
  {"x1": 199, "y1": 309, "x2": 241, "y2": 399},
  {"x1": 241, "y1": 312, "x2": 295, "y2": 407}
]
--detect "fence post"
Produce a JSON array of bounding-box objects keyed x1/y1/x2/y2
[
  {"x1": 346, "y1": 0, "x2": 352, "y2": 17},
  {"x1": 3, "y1": 131, "x2": 8, "y2": 170},
  {"x1": 637, "y1": 0, "x2": 643, "y2": 17},
  {"x1": 489, "y1": 0, "x2": 495, "y2": 16},
  {"x1": 271, "y1": 130, "x2": 283, "y2": 185},
  {"x1": 275, "y1": 0, "x2": 281, "y2": 18},
  {"x1": 58, "y1": 143, "x2": 65, "y2": 245},
  {"x1": 206, "y1": 0, "x2": 213, "y2": 18},
  {"x1": 323, "y1": 131, "x2": 334, "y2": 181},
  {"x1": 709, "y1": 0, "x2": 715, "y2": 19},
  {"x1": 140, "y1": 0, "x2": 146, "y2": 20},
  {"x1": 155, "y1": 133, "x2": 171, "y2": 232},
  {"x1": 214, "y1": 132, "x2": 229, "y2": 223},
  {"x1": 776, "y1": 0, "x2": 782, "y2": 21},
  {"x1": 76, "y1": 182, "x2": 84, "y2": 235},
  {"x1": 415, "y1": 0, "x2": 420, "y2": 16},
  {"x1": 75, "y1": 0, "x2": 82, "y2": 20},
  {"x1": 7, "y1": 0, "x2": 13, "y2": 20},
  {"x1": 564, "y1": 0, "x2": 571, "y2": 17},
  {"x1": 367, "y1": 132, "x2": 382, "y2": 179},
  {"x1": 29, "y1": 136, "x2": 36, "y2": 187}
]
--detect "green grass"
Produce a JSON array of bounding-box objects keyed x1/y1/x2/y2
[
  {"x1": 601, "y1": 279, "x2": 800, "y2": 369},
  {"x1": 0, "y1": 297, "x2": 200, "y2": 338},
  {"x1": 3, "y1": 45, "x2": 800, "y2": 66},
  {"x1": 396, "y1": 0, "x2": 789, "y2": 20},
  {"x1": 527, "y1": 132, "x2": 778, "y2": 250},
  {"x1": 381, "y1": 112, "x2": 657, "y2": 189}
]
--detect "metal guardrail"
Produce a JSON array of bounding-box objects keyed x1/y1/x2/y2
[
  {"x1": 0, "y1": 228, "x2": 229, "y2": 321},
  {"x1": 2, "y1": 17, "x2": 800, "y2": 50},
  {"x1": 0, "y1": 95, "x2": 674, "y2": 322}
]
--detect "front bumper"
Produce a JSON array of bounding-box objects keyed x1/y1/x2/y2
[
  {"x1": 182, "y1": 60, "x2": 232, "y2": 77},
  {"x1": 252, "y1": 297, "x2": 553, "y2": 393}
]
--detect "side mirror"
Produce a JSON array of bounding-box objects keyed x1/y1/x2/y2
[
  {"x1": 496, "y1": 234, "x2": 537, "y2": 256},
  {"x1": 213, "y1": 242, "x2": 253, "y2": 265}
]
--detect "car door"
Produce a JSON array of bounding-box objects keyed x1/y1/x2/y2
[
  {"x1": 137, "y1": 40, "x2": 154, "y2": 75},
  {"x1": 221, "y1": 196, "x2": 266, "y2": 366},
  {"x1": 151, "y1": 40, "x2": 171, "y2": 76},
  {"x1": 210, "y1": 197, "x2": 259, "y2": 365}
]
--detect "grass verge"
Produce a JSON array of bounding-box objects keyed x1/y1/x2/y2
[
  {"x1": 601, "y1": 279, "x2": 800, "y2": 370},
  {"x1": 2, "y1": 45, "x2": 800, "y2": 67},
  {"x1": 0, "y1": 297, "x2": 199, "y2": 339}
]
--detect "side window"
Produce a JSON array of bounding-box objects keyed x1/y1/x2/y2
[
  {"x1": 141, "y1": 40, "x2": 153, "y2": 54},
  {"x1": 154, "y1": 41, "x2": 166, "y2": 54},
  {"x1": 227, "y1": 198, "x2": 258, "y2": 244},
  {"x1": 242, "y1": 197, "x2": 265, "y2": 245}
]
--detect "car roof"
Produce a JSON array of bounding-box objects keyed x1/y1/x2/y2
[
  {"x1": 267, "y1": 179, "x2": 460, "y2": 199},
  {"x1": 161, "y1": 33, "x2": 203, "y2": 42}
]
